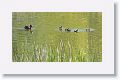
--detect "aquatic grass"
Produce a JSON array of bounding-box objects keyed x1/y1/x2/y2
[
  {"x1": 12, "y1": 39, "x2": 101, "y2": 62},
  {"x1": 12, "y1": 33, "x2": 101, "y2": 62}
]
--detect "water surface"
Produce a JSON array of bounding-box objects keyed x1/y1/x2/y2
[{"x1": 12, "y1": 12, "x2": 102, "y2": 62}]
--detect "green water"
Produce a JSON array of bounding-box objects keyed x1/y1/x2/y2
[{"x1": 12, "y1": 12, "x2": 102, "y2": 62}]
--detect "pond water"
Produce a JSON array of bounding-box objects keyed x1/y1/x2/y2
[{"x1": 12, "y1": 12, "x2": 102, "y2": 62}]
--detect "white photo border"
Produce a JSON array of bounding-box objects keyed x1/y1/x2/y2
[{"x1": 0, "y1": 0, "x2": 114, "y2": 74}]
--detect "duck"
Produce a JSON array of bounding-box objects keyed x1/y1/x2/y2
[
  {"x1": 24, "y1": 24, "x2": 32, "y2": 30},
  {"x1": 59, "y1": 26, "x2": 63, "y2": 31},
  {"x1": 65, "y1": 28, "x2": 71, "y2": 32},
  {"x1": 74, "y1": 29, "x2": 78, "y2": 33}
]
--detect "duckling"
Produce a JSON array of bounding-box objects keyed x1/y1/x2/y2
[
  {"x1": 65, "y1": 28, "x2": 71, "y2": 32},
  {"x1": 74, "y1": 29, "x2": 78, "y2": 33},
  {"x1": 59, "y1": 26, "x2": 63, "y2": 31}
]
